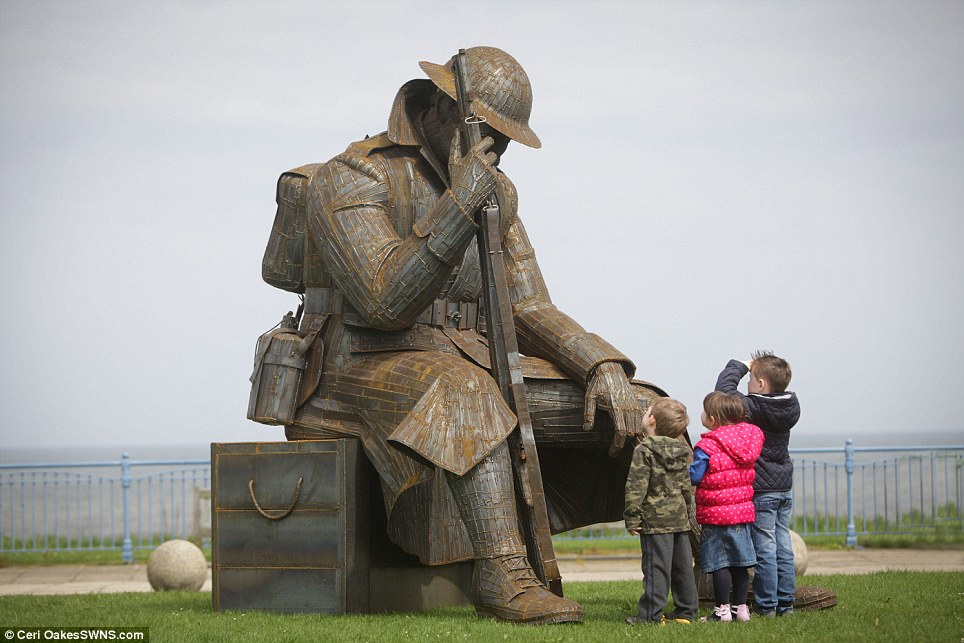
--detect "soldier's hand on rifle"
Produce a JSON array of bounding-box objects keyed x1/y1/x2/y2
[
  {"x1": 448, "y1": 129, "x2": 499, "y2": 215},
  {"x1": 583, "y1": 361, "x2": 644, "y2": 457}
]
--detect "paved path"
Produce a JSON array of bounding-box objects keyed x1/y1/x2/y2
[
  {"x1": 0, "y1": 549, "x2": 961, "y2": 595},
  {"x1": 558, "y1": 548, "x2": 964, "y2": 582}
]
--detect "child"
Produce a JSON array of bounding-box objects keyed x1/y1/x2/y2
[
  {"x1": 716, "y1": 351, "x2": 800, "y2": 617},
  {"x1": 623, "y1": 397, "x2": 699, "y2": 625},
  {"x1": 690, "y1": 391, "x2": 764, "y2": 622}
]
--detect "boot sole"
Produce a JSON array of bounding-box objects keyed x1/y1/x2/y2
[{"x1": 476, "y1": 607, "x2": 583, "y2": 625}]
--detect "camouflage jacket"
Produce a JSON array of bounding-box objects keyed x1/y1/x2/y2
[{"x1": 623, "y1": 435, "x2": 695, "y2": 534}]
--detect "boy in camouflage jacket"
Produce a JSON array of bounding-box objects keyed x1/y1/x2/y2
[{"x1": 624, "y1": 398, "x2": 699, "y2": 625}]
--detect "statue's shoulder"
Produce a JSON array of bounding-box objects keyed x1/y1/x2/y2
[
  {"x1": 317, "y1": 132, "x2": 400, "y2": 187},
  {"x1": 277, "y1": 162, "x2": 324, "y2": 187},
  {"x1": 275, "y1": 129, "x2": 393, "y2": 175},
  {"x1": 278, "y1": 133, "x2": 415, "y2": 204},
  {"x1": 273, "y1": 163, "x2": 324, "y2": 206},
  {"x1": 344, "y1": 132, "x2": 396, "y2": 158}
]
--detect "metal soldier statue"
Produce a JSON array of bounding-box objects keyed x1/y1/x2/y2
[{"x1": 253, "y1": 47, "x2": 667, "y2": 624}]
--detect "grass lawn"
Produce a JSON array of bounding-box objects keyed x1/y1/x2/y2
[{"x1": 1, "y1": 572, "x2": 962, "y2": 642}]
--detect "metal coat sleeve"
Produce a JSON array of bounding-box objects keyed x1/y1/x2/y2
[{"x1": 306, "y1": 154, "x2": 478, "y2": 331}]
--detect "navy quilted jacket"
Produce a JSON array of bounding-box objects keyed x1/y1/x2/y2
[{"x1": 715, "y1": 360, "x2": 800, "y2": 492}]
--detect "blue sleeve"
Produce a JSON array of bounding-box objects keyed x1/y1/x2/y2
[{"x1": 689, "y1": 448, "x2": 709, "y2": 485}]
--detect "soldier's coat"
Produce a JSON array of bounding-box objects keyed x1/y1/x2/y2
[{"x1": 267, "y1": 79, "x2": 662, "y2": 565}]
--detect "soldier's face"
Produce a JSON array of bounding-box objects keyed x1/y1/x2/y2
[
  {"x1": 436, "y1": 94, "x2": 509, "y2": 162},
  {"x1": 481, "y1": 123, "x2": 511, "y2": 165}
]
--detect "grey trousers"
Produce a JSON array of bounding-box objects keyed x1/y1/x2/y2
[{"x1": 638, "y1": 531, "x2": 699, "y2": 622}]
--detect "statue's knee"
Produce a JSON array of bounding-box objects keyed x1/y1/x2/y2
[
  {"x1": 436, "y1": 360, "x2": 501, "y2": 398},
  {"x1": 630, "y1": 381, "x2": 665, "y2": 409}
]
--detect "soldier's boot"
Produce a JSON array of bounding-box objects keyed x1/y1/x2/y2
[{"x1": 447, "y1": 442, "x2": 583, "y2": 625}]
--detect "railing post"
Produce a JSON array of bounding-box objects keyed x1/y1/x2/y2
[
  {"x1": 121, "y1": 453, "x2": 133, "y2": 563},
  {"x1": 845, "y1": 439, "x2": 858, "y2": 547}
]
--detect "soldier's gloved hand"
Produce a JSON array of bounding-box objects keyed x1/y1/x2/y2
[
  {"x1": 583, "y1": 361, "x2": 644, "y2": 457},
  {"x1": 448, "y1": 129, "x2": 499, "y2": 215}
]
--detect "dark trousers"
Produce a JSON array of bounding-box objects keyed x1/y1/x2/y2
[{"x1": 638, "y1": 531, "x2": 699, "y2": 622}]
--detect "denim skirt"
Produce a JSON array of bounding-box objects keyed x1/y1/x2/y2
[{"x1": 699, "y1": 524, "x2": 756, "y2": 573}]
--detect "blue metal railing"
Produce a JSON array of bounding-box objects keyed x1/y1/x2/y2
[
  {"x1": 1, "y1": 442, "x2": 961, "y2": 561},
  {"x1": 0, "y1": 454, "x2": 209, "y2": 562},
  {"x1": 555, "y1": 441, "x2": 963, "y2": 547},
  {"x1": 792, "y1": 441, "x2": 963, "y2": 546}
]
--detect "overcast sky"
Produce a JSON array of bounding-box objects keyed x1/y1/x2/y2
[{"x1": 1, "y1": 0, "x2": 962, "y2": 453}]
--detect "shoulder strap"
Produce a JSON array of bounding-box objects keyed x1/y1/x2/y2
[{"x1": 346, "y1": 132, "x2": 395, "y2": 157}]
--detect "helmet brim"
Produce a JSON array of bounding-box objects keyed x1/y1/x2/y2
[{"x1": 419, "y1": 60, "x2": 542, "y2": 149}]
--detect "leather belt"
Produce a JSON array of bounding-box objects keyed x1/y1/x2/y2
[
  {"x1": 306, "y1": 287, "x2": 479, "y2": 330},
  {"x1": 414, "y1": 299, "x2": 480, "y2": 330}
]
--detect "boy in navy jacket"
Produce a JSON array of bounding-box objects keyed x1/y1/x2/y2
[{"x1": 716, "y1": 351, "x2": 799, "y2": 617}]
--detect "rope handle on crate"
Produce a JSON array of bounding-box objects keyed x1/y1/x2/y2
[{"x1": 248, "y1": 477, "x2": 303, "y2": 520}]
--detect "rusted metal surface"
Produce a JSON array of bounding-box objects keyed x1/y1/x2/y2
[
  {"x1": 211, "y1": 439, "x2": 473, "y2": 614},
  {"x1": 253, "y1": 47, "x2": 658, "y2": 624}
]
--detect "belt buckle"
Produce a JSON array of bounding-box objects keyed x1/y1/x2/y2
[{"x1": 445, "y1": 301, "x2": 462, "y2": 328}]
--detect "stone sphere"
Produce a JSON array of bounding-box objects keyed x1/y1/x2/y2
[
  {"x1": 147, "y1": 539, "x2": 208, "y2": 591},
  {"x1": 790, "y1": 529, "x2": 808, "y2": 576}
]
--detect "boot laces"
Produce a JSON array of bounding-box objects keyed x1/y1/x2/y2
[{"x1": 501, "y1": 553, "x2": 542, "y2": 589}]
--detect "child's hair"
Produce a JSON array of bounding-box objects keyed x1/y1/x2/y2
[
  {"x1": 649, "y1": 398, "x2": 689, "y2": 438},
  {"x1": 703, "y1": 391, "x2": 745, "y2": 427},
  {"x1": 750, "y1": 350, "x2": 792, "y2": 392}
]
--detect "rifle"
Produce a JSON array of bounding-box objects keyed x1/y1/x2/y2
[{"x1": 451, "y1": 49, "x2": 563, "y2": 597}]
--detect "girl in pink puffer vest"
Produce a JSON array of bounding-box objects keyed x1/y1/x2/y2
[{"x1": 690, "y1": 392, "x2": 764, "y2": 622}]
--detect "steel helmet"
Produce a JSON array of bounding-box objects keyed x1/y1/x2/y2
[{"x1": 419, "y1": 47, "x2": 541, "y2": 149}]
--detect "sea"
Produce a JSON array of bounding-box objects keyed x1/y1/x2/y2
[{"x1": 1, "y1": 429, "x2": 961, "y2": 466}]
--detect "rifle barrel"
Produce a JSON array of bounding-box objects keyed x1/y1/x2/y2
[{"x1": 450, "y1": 49, "x2": 563, "y2": 596}]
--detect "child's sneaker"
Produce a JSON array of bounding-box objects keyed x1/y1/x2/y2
[
  {"x1": 735, "y1": 604, "x2": 750, "y2": 622},
  {"x1": 751, "y1": 605, "x2": 776, "y2": 618},
  {"x1": 700, "y1": 604, "x2": 732, "y2": 622},
  {"x1": 662, "y1": 615, "x2": 693, "y2": 624}
]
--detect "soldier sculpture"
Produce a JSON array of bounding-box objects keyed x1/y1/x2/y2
[{"x1": 253, "y1": 47, "x2": 668, "y2": 624}]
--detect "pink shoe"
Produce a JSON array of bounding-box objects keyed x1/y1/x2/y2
[
  {"x1": 700, "y1": 604, "x2": 732, "y2": 622},
  {"x1": 735, "y1": 604, "x2": 750, "y2": 622}
]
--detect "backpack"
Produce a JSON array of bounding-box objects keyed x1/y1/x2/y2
[
  {"x1": 261, "y1": 163, "x2": 326, "y2": 293},
  {"x1": 250, "y1": 163, "x2": 329, "y2": 425}
]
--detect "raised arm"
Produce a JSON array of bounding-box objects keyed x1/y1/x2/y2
[
  {"x1": 715, "y1": 359, "x2": 750, "y2": 397},
  {"x1": 306, "y1": 138, "x2": 497, "y2": 330}
]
